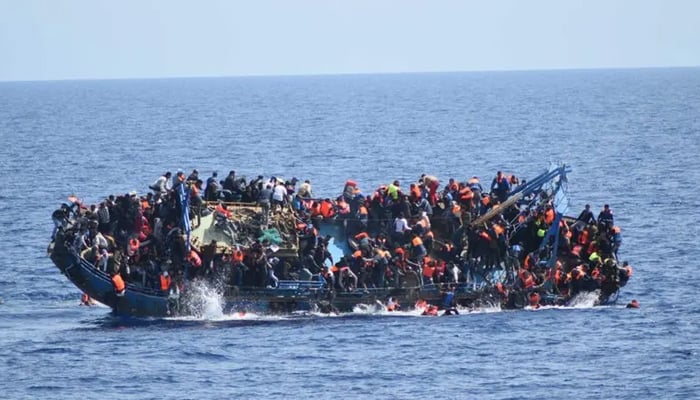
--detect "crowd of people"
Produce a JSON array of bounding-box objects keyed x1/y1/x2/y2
[{"x1": 52, "y1": 166, "x2": 632, "y2": 309}]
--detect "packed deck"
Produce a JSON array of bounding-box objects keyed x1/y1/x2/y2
[{"x1": 49, "y1": 164, "x2": 633, "y2": 314}]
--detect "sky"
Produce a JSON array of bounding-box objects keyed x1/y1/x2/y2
[{"x1": 0, "y1": 0, "x2": 698, "y2": 81}]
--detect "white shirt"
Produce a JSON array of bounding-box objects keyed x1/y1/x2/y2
[
  {"x1": 272, "y1": 185, "x2": 287, "y2": 202},
  {"x1": 394, "y1": 217, "x2": 409, "y2": 233}
]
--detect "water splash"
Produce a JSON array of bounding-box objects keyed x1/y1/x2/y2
[
  {"x1": 181, "y1": 280, "x2": 225, "y2": 320},
  {"x1": 566, "y1": 290, "x2": 601, "y2": 308}
]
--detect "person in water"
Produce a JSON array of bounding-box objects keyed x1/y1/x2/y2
[{"x1": 440, "y1": 286, "x2": 459, "y2": 315}]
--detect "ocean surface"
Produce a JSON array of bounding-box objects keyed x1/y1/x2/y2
[{"x1": 0, "y1": 68, "x2": 699, "y2": 399}]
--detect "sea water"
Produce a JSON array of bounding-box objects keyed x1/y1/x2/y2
[{"x1": 0, "y1": 68, "x2": 699, "y2": 399}]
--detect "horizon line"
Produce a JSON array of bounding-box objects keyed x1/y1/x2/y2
[{"x1": 1, "y1": 64, "x2": 699, "y2": 84}]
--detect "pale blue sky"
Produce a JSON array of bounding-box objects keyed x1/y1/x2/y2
[{"x1": 0, "y1": 0, "x2": 698, "y2": 81}]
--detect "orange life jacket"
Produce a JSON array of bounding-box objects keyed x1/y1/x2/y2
[
  {"x1": 571, "y1": 245, "x2": 583, "y2": 257},
  {"x1": 355, "y1": 232, "x2": 369, "y2": 241},
  {"x1": 160, "y1": 274, "x2": 171, "y2": 291},
  {"x1": 495, "y1": 282, "x2": 507, "y2": 296},
  {"x1": 411, "y1": 186, "x2": 421, "y2": 200},
  {"x1": 424, "y1": 305, "x2": 439, "y2": 316},
  {"x1": 578, "y1": 230, "x2": 589, "y2": 245},
  {"x1": 112, "y1": 274, "x2": 125, "y2": 292},
  {"x1": 529, "y1": 292, "x2": 540, "y2": 308},
  {"x1": 215, "y1": 203, "x2": 231, "y2": 218},
  {"x1": 422, "y1": 263, "x2": 435, "y2": 278},
  {"x1": 554, "y1": 269, "x2": 563, "y2": 285},
  {"x1": 412, "y1": 236, "x2": 423, "y2": 247},
  {"x1": 233, "y1": 250, "x2": 244, "y2": 263},
  {"x1": 519, "y1": 270, "x2": 535, "y2": 289},
  {"x1": 459, "y1": 187, "x2": 473, "y2": 201},
  {"x1": 319, "y1": 200, "x2": 335, "y2": 218}
]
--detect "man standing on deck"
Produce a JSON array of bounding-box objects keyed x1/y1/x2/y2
[
  {"x1": 258, "y1": 184, "x2": 273, "y2": 226},
  {"x1": 272, "y1": 182, "x2": 287, "y2": 211},
  {"x1": 491, "y1": 171, "x2": 511, "y2": 203},
  {"x1": 575, "y1": 204, "x2": 596, "y2": 227},
  {"x1": 598, "y1": 204, "x2": 614, "y2": 231}
]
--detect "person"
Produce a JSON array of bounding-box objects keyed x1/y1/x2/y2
[
  {"x1": 149, "y1": 172, "x2": 172, "y2": 196},
  {"x1": 190, "y1": 179, "x2": 204, "y2": 211},
  {"x1": 96, "y1": 201, "x2": 111, "y2": 234},
  {"x1": 598, "y1": 204, "x2": 614, "y2": 230},
  {"x1": 204, "y1": 172, "x2": 220, "y2": 202},
  {"x1": 223, "y1": 170, "x2": 237, "y2": 191},
  {"x1": 186, "y1": 169, "x2": 199, "y2": 184},
  {"x1": 576, "y1": 204, "x2": 596, "y2": 225},
  {"x1": 272, "y1": 182, "x2": 287, "y2": 211},
  {"x1": 51, "y1": 204, "x2": 71, "y2": 239},
  {"x1": 386, "y1": 180, "x2": 401, "y2": 202},
  {"x1": 257, "y1": 184, "x2": 273, "y2": 226},
  {"x1": 490, "y1": 171, "x2": 511, "y2": 203},
  {"x1": 111, "y1": 271, "x2": 126, "y2": 296},
  {"x1": 392, "y1": 213, "x2": 410, "y2": 245},
  {"x1": 441, "y1": 287, "x2": 459, "y2": 315},
  {"x1": 160, "y1": 270, "x2": 172, "y2": 292},
  {"x1": 386, "y1": 297, "x2": 400, "y2": 312},
  {"x1": 298, "y1": 180, "x2": 312, "y2": 198}
]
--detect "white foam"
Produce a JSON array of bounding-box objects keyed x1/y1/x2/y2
[{"x1": 181, "y1": 280, "x2": 225, "y2": 320}]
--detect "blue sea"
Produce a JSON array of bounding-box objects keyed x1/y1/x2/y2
[{"x1": 0, "y1": 68, "x2": 699, "y2": 399}]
